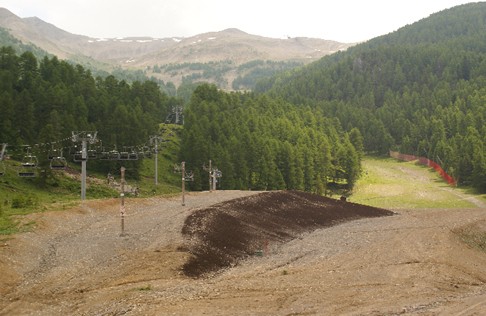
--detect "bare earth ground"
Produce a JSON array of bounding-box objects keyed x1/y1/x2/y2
[{"x1": 1, "y1": 185, "x2": 486, "y2": 315}]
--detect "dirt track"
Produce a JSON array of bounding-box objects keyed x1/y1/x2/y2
[{"x1": 1, "y1": 189, "x2": 486, "y2": 315}]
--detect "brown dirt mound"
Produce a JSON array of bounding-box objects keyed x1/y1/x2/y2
[{"x1": 181, "y1": 190, "x2": 394, "y2": 277}]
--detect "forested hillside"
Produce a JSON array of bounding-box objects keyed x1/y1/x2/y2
[
  {"x1": 0, "y1": 47, "x2": 361, "y2": 193},
  {"x1": 0, "y1": 47, "x2": 176, "y2": 177},
  {"x1": 180, "y1": 84, "x2": 362, "y2": 192},
  {"x1": 256, "y1": 2, "x2": 486, "y2": 192}
]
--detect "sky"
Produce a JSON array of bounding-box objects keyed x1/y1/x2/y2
[{"x1": 0, "y1": 0, "x2": 477, "y2": 43}]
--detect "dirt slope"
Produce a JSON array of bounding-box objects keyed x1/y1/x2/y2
[
  {"x1": 181, "y1": 190, "x2": 393, "y2": 277},
  {"x1": 0, "y1": 188, "x2": 485, "y2": 315}
]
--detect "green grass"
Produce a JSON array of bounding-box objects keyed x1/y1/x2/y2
[
  {"x1": 351, "y1": 157, "x2": 480, "y2": 209},
  {"x1": 131, "y1": 124, "x2": 182, "y2": 196}
]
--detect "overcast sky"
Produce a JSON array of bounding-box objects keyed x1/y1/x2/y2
[{"x1": 0, "y1": 0, "x2": 476, "y2": 42}]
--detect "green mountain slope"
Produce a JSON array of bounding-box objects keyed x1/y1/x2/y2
[{"x1": 256, "y1": 3, "x2": 486, "y2": 192}]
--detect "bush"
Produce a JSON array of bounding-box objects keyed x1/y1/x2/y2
[{"x1": 11, "y1": 195, "x2": 38, "y2": 209}]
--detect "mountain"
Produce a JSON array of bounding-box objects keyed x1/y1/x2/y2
[
  {"x1": 255, "y1": 2, "x2": 486, "y2": 192},
  {"x1": 0, "y1": 8, "x2": 354, "y2": 89}
]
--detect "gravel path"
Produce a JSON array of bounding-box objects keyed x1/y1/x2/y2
[{"x1": 1, "y1": 190, "x2": 486, "y2": 315}]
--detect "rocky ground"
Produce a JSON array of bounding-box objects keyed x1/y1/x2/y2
[{"x1": 1, "y1": 189, "x2": 486, "y2": 315}]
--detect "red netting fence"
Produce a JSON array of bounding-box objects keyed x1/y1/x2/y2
[{"x1": 389, "y1": 151, "x2": 456, "y2": 186}]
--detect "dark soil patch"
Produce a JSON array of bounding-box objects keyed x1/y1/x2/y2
[{"x1": 181, "y1": 190, "x2": 394, "y2": 277}]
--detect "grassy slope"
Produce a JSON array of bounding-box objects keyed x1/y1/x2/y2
[{"x1": 351, "y1": 157, "x2": 485, "y2": 209}]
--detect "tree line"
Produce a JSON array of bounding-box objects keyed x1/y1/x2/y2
[
  {"x1": 0, "y1": 47, "x2": 175, "y2": 177},
  {"x1": 256, "y1": 3, "x2": 486, "y2": 192},
  {"x1": 0, "y1": 47, "x2": 362, "y2": 193},
  {"x1": 180, "y1": 84, "x2": 362, "y2": 192}
]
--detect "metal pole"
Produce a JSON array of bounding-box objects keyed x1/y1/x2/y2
[
  {"x1": 81, "y1": 139, "x2": 87, "y2": 200},
  {"x1": 72, "y1": 131, "x2": 97, "y2": 201},
  {"x1": 209, "y1": 159, "x2": 212, "y2": 192},
  {"x1": 181, "y1": 161, "x2": 185, "y2": 206},
  {"x1": 0, "y1": 143, "x2": 7, "y2": 161},
  {"x1": 154, "y1": 139, "x2": 158, "y2": 185},
  {"x1": 120, "y1": 166, "x2": 126, "y2": 236}
]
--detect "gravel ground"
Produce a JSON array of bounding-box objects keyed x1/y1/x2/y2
[{"x1": 1, "y1": 190, "x2": 486, "y2": 315}]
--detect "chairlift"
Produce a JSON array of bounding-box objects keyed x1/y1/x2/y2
[
  {"x1": 18, "y1": 170, "x2": 36, "y2": 177},
  {"x1": 18, "y1": 155, "x2": 37, "y2": 177},
  {"x1": 128, "y1": 151, "x2": 138, "y2": 160},
  {"x1": 119, "y1": 152, "x2": 129, "y2": 160},
  {"x1": 88, "y1": 149, "x2": 97, "y2": 159},
  {"x1": 48, "y1": 148, "x2": 61, "y2": 160},
  {"x1": 22, "y1": 154, "x2": 38, "y2": 168},
  {"x1": 109, "y1": 150, "x2": 120, "y2": 160},
  {"x1": 73, "y1": 151, "x2": 84, "y2": 162},
  {"x1": 50, "y1": 156, "x2": 67, "y2": 170}
]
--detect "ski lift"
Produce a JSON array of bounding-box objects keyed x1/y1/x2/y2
[
  {"x1": 48, "y1": 150, "x2": 58, "y2": 160},
  {"x1": 88, "y1": 149, "x2": 97, "y2": 159},
  {"x1": 119, "y1": 151, "x2": 130, "y2": 160},
  {"x1": 21, "y1": 154, "x2": 37, "y2": 168},
  {"x1": 18, "y1": 154, "x2": 37, "y2": 177},
  {"x1": 50, "y1": 156, "x2": 67, "y2": 170},
  {"x1": 73, "y1": 150, "x2": 84, "y2": 162},
  {"x1": 128, "y1": 151, "x2": 138, "y2": 160},
  {"x1": 109, "y1": 150, "x2": 120, "y2": 160},
  {"x1": 48, "y1": 146, "x2": 67, "y2": 169}
]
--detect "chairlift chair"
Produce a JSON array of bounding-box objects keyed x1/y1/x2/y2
[
  {"x1": 48, "y1": 148, "x2": 61, "y2": 160},
  {"x1": 119, "y1": 152, "x2": 130, "y2": 160},
  {"x1": 128, "y1": 151, "x2": 138, "y2": 160},
  {"x1": 21, "y1": 155, "x2": 38, "y2": 168},
  {"x1": 18, "y1": 155, "x2": 37, "y2": 177},
  {"x1": 18, "y1": 170, "x2": 36, "y2": 177},
  {"x1": 88, "y1": 149, "x2": 97, "y2": 159},
  {"x1": 109, "y1": 150, "x2": 120, "y2": 160},
  {"x1": 50, "y1": 156, "x2": 67, "y2": 170},
  {"x1": 73, "y1": 151, "x2": 84, "y2": 162}
]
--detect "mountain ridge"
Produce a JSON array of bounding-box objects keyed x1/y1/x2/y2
[{"x1": 0, "y1": 7, "x2": 354, "y2": 89}]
